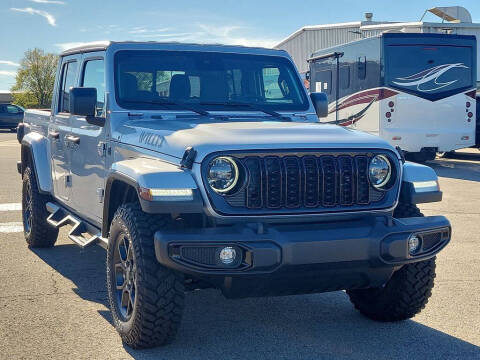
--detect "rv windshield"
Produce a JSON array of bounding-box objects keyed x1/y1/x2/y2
[
  {"x1": 385, "y1": 43, "x2": 474, "y2": 101},
  {"x1": 114, "y1": 50, "x2": 309, "y2": 113}
]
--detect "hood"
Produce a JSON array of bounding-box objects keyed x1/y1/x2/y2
[{"x1": 116, "y1": 118, "x2": 396, "y2": 162}]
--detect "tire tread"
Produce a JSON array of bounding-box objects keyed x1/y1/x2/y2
[
  {"x1": 107, "y1": 203, "x2": 184, "y2": 349},
  {"x1": 22, "y1": 167, "x2": 58, "y2": 248}
]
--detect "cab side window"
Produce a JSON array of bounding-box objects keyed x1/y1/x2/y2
[
  {"x1": 82, "y1": 59, "x2": 105, "y2": 116},
  {"x1": 6, "y1": 105, "x2": 22, "y2": 113},
  {"x1": 59, "y1": 61, "x2": 78, "y2": 113}
]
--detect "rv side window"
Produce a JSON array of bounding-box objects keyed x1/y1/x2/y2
[
  {"x1": 357, "y1": 56, "x2": 366, "y2": 80},
  {"x1": 315, "y1": 70, "x2": 332, "y2": 94},
  {"x1": 339, "y1": 66, "x2": 350, "y2": 89}
]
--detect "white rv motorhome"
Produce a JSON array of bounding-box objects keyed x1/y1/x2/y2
[{"x1": 309, "y1": 33, "x2": 478, "y2": 162}]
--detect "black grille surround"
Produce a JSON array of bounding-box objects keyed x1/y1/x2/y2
[{"x1": 202, "y1": 149, "x2": 400, "y2": 216}]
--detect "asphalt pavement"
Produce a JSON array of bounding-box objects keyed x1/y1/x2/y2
[{"x1": 0, "y1": 130, "x2": 478, "y2": 359}]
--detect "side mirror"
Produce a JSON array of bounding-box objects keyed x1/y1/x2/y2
[
  {"x1": 69, "y1": 87, "x2": 105, "y2": 127},
  {"x1": 310, "y1": 92, "x2": 328, "y2": 118}
]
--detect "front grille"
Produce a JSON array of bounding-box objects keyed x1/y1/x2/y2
[{"x1": 226, "y1": 153, "x2": 385, "y2": 210}]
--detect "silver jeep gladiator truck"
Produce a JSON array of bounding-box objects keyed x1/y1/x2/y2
[{"x1": 17, "y1": 41, "x2": 450, "y2": 349}]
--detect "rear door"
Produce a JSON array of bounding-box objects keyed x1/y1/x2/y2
[
  {"x1": 50, "y1": 55, "x2": 79, "y2": 204},
  {"x1": 69, "y1": 53, "x2": 107, "y2": 224}
]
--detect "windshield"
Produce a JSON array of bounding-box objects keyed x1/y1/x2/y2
[
  {"x1": 385, "y1": 44, "x2": 475, "y2": 101},
  {"x1": 114, "y1": 50, "x2": 309, "y2": 112}
]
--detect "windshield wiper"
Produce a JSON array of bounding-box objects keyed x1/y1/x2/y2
[
  {"x1": 122, "y1": 99, "x2": 210, "y2": 117},
  {"x1": 199, "y1": 101, "x2": 289, "y2": 120}
]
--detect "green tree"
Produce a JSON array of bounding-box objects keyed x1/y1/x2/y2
[{"x1": 11, "y1": 48, "x2": 58, "y2": 109}]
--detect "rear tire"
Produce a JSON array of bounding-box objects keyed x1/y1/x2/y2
[
  {"x1": 106, "y1": 203, "x2": 185, "y2": 349},
  {"x1": 22, "y1": 167, "x2": 58, "y2": 248},
  {"x1": 347, "y1": 201, "x2": 436, "y2": 321}
]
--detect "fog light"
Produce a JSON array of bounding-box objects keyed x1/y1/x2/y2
[
  {"x1": 219, "y1": 247, "x2": 236, "y2": 264},
  {"x1": 408, "y1": 234, "x2": 421, "y2": 254}
]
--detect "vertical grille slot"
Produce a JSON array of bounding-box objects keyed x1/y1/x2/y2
[
  {"x1": 302, "y1": 156, "x2": 320, "y2": 207},
  {"x1": 320, "y1": 156, "x2": 337, "y2": 206},
  {"x1": 244, "y1": 157, "x2": 263, "y2": 208},
  {"x1": 355, "y1": 156, "x2": 370, "y2": 204},
  {"x1": 338, "y1": 156, "x2": 354, "y2": 205},
  {"x1": 265, "y1": 156, "x2": 282, "y2": 208},
  {"x1": 283, "y1": 156, "x2": 301, "y2": 208}
]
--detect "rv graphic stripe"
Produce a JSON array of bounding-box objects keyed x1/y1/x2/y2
[
  {"x1": 392, "y1": 63, "x2": 469, "y2": 92},
  {"x1": 328, "y1": 88, "x2": 398, "y2": 113}
]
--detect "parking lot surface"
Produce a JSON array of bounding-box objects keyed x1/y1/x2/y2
[{"x1": 0, "y1": 130, "x2": 478, "y2": 359}]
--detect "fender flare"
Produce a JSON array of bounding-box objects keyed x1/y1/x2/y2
[
  {"x1": 21, "y1": 132, "x2": 53, "y2": 194},
  {"x1": 102, "y1": 158, "x2": 203, "y2": 236},
  {"x1": 400, "y1": 161, "x2": 442, "y2": 204}
]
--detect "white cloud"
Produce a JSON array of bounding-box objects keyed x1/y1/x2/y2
[
  {"x1": 126, "y1": 24, "x2": 278, "y2": 48},
  {"x1": 128, "y1": 27, "x2": 171, "y2": 34},
  {"x1": 137, "y1": 32, "x2": 192, "y2": 39},
  {"x1": 10, "y1": 7, "x2": 56, "y2": 26},
  {"x1": 0, "y1": 61, "x2": 19, "y2": 67},
  {"x1": 29, "y1": 0, "x2": 65, "y2": 4},
  {"x1": 194, "y1": 24, "x2": 278, "y2": 48},
  {"x1": 0, "y1": 71, "x2": 17, "y2": 77}
]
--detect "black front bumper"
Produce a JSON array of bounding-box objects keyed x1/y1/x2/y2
[{"x1": 154, "y1": 215, "x2": 450, "y2": 298}]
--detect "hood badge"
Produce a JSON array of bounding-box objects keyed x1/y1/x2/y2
[{"x1": 139, "y1": 131, "x2": 164, "y2": 148}]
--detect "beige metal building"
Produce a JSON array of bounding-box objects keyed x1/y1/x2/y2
[
  {"x1": 275, "y1": 6, "x2": 480, "y2": 82},
  {"x1": 0, "y1": 91, "x2": 13, "y2": 104}
]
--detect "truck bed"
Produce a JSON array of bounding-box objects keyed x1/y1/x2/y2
[{"x1": 23, "y1": 109, "x2": 51, "y2": 126}]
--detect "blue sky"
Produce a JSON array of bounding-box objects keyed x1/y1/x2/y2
[{"x1": 1, "y1": 0, "x2": 480, "y2": 90}]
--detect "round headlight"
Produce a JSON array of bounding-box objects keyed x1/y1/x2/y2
[
  {"x1": 368, "y1": 155, "x2": 392, "y2": 188},
  {"x1": 207, "y1": 156, "x2": 239, "y2": 194}
]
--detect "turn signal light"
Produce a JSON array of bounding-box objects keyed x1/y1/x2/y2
[{"x1": 139, "y1": 187, "x2": 194, "y2": 201}]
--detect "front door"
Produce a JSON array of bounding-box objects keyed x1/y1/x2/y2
[
  {"x1": 50, "y1": 57, "x2": 79, "y2": 204},
  {"x1": 69, "y1": 54, "x2": 107, "y2": 224}
]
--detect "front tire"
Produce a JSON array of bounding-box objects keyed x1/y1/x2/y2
[
  {"x1": 347, "y1": 202, "x2": 436, "y2": 321},
  {"x1": 22, "y1": 166, "x2": 58, "y2": 247},
  {"x1": 106, "y1": 203, "x2": 185, "y2": 349}
]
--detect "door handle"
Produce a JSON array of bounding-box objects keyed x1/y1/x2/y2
[
  {"x1": 65, "y1": 135, "x2": 80, "y2": 144},
  {"x1": 49, "y1": 131, "x2": 60, "y2": 139}
]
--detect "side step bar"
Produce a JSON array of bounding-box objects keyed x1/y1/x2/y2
[{"x1": 46, "y1": 202, "x2": 108, "y2": 249}]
